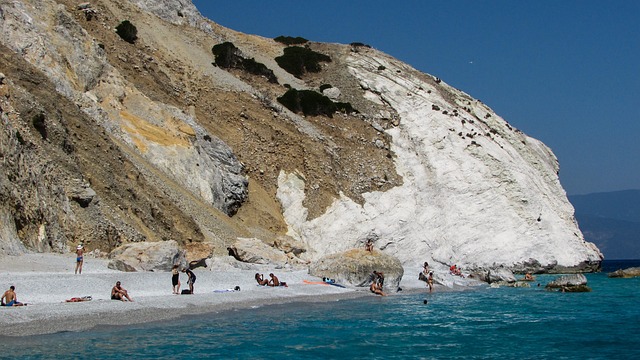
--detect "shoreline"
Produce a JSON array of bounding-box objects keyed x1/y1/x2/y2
[{"x1": 0, "y1": 253, "x2": 442, "y2": 337}]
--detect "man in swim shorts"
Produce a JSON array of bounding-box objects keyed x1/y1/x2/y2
[
  {"x1": 111, "y1": 281, "x2": 133, "y2": 301},
  {"x1": 1, "y1": 286, "x2": 25, "y2": 306},
  {"x1": 75, "y1": 244, "x2": 84, "y2": 274}
]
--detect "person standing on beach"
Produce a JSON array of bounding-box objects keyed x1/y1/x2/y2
[
  {"x1": 75, "y1": 244, "x2": 84, "y2": 274},
  {"x1": 171, "y1": 265, "x2": 181, "y2": 294},
  {"x1": 111, "y1": 281, "x2": 133, "y2": 302},
  {"x1": 183, "y1": 267, "x2": 196, "y2": 294},
  {"x1": 427, "y1": 271, "x2": 434, "y2": 293},
  {"x1": 1, "y1": 286, "x2": 25, "y2": 306}
]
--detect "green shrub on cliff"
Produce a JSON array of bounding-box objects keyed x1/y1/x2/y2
[
  {"x1": 277, "y1": 89, "x2": 357, "y2": 118},
  {"x1": 275, "y1": 46, "x2": 331, "y2": 78},
  {"x1": 212, "y1": 42, "x2": 278, "y2": 83},
  {"x1": 115, "y1": 20, "x2": 138, "y2": 44}
]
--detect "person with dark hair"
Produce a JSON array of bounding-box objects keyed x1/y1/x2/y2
[
  {"x1": 111, "y1": 281, "x2": 133, "y2": 302},
  {"x1": 171, "y1": 264, "x2": 181, "y2": 294},
  {"x1": 1, "y1": 286, "x2": 25, "y2": 306},
  {"x1": 183, "y1": 268, "x2": 196, "y2": 294},
  {"x1": 373, "y1": 270, "x2": 385, "y2": 287},
  {"x1": 255, "y1": 273, "x2": 268, "y2": 286},
  {"x1": 364, "y1": 239, "x2": 374, "y2": 252},
  {"x1": 427, "y1": 272, "x2": 434, "y2": 293},
  {"x1": 370, "y1": 280, "x2": 386, "y2": 296}
]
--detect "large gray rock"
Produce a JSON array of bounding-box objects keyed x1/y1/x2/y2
[
  {"x1": 608, "y1": 267, "x2": 640, "y2": 278},
  {"x1": 545, "y1": 274, "x2": 591, "y2": 292},
  {"x1": 309, "y1": 249, "x2": 404, "y2": 290},
  {"x1": 0, "y1": 207, "x2": 27, "y2": 256},
  {"x1": 229, "y1": 237, "x2": 288, "y2": 265},
  {"x1": 108, "y1": 240, "x2": 185, "y2": 272}
]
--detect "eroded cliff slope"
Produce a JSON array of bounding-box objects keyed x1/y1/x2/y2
[{"x1": 0, "y1": 0, "x2": 601, "y2": 271}]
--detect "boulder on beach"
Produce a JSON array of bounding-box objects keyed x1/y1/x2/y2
[
  {"x1": 108, "y1": 240, "x2": 186, "y2": 272},
  {"x1": 309, "y1": 248, "x2": 404, "y2": 290},
  {"x1": 228, "y1": 237, "x2": 288, "y2": 265},
  {"x1": 545, "y1": 273, "x2": 591, "y2": 292},
  {"x1": 607, "y1": 267, "x2": 640, "y2": 278}
]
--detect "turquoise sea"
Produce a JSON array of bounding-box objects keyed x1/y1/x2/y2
[{"x1": 2, "y1": 260, "x2": 639, "y2": 359}]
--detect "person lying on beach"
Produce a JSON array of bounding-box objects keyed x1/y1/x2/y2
[
  {"x1": 255, "y1": 273, "x2": 269, "y2": 286},
  {"x1": 1, "y1": 286, "x2": 26, "y2": 306},
  {"x1": 370, "y1": 281, "x2": 386, "y2": 296},
  {"x1": 111, "y1": 281, "x2": 133, "y2": 302},
  {"x1": 65, "y1": 296, "x2": 92, "y2": 302},
  {"x1": 268, "y1": 273, "x2": 288, "y2": 287}
]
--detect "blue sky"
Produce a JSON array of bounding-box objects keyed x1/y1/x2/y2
[{"x1": 192, "y1": 1, "x2": 639, "y2": 195}]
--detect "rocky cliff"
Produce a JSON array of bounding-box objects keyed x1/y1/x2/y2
[{"x1": 0, "y1": 0, "x2": 602, "y2": 272}]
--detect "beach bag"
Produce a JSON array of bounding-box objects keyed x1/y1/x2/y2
[{"x1": 181, "y1": 289, "x2": 191, "y2": 295}]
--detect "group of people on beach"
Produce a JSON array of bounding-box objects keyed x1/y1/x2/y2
[
  {"x1": 254, "y1": 273, "x2": 288, "y2": 287},
  {"x1": 171, "y1": 264, "x2": 196, "y2": 294}
]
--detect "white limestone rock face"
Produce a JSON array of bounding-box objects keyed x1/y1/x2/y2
[{"x1": 277, "y1": 50, "x2": 602, "y2": 273}]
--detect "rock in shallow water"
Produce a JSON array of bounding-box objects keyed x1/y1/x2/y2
[
  {"x1": 545, "y1": 273, "x2": 591, "y2": 292},
  {"x1": 608, "y1": 267, "x2": 640, "y2": 278}
]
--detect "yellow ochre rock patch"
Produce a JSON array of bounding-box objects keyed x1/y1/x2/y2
[{"x1": 120, "y1": 110, "x2": 195, "y2": 152}]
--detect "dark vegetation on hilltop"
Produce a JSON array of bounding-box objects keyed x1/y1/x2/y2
[
  {"x1": 274, "y1": 36, "x2": 308, "y2": 45},
  {"x1": 212, "y1": 42, "x2": 278, "y2": 83},
  {"x1": 275, "y1": 46, "x2": 331, "y2": 78}
]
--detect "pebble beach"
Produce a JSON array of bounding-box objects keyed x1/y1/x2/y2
[{"x1": 0, "y1": 253, "x2": 429, "y2": 336}]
